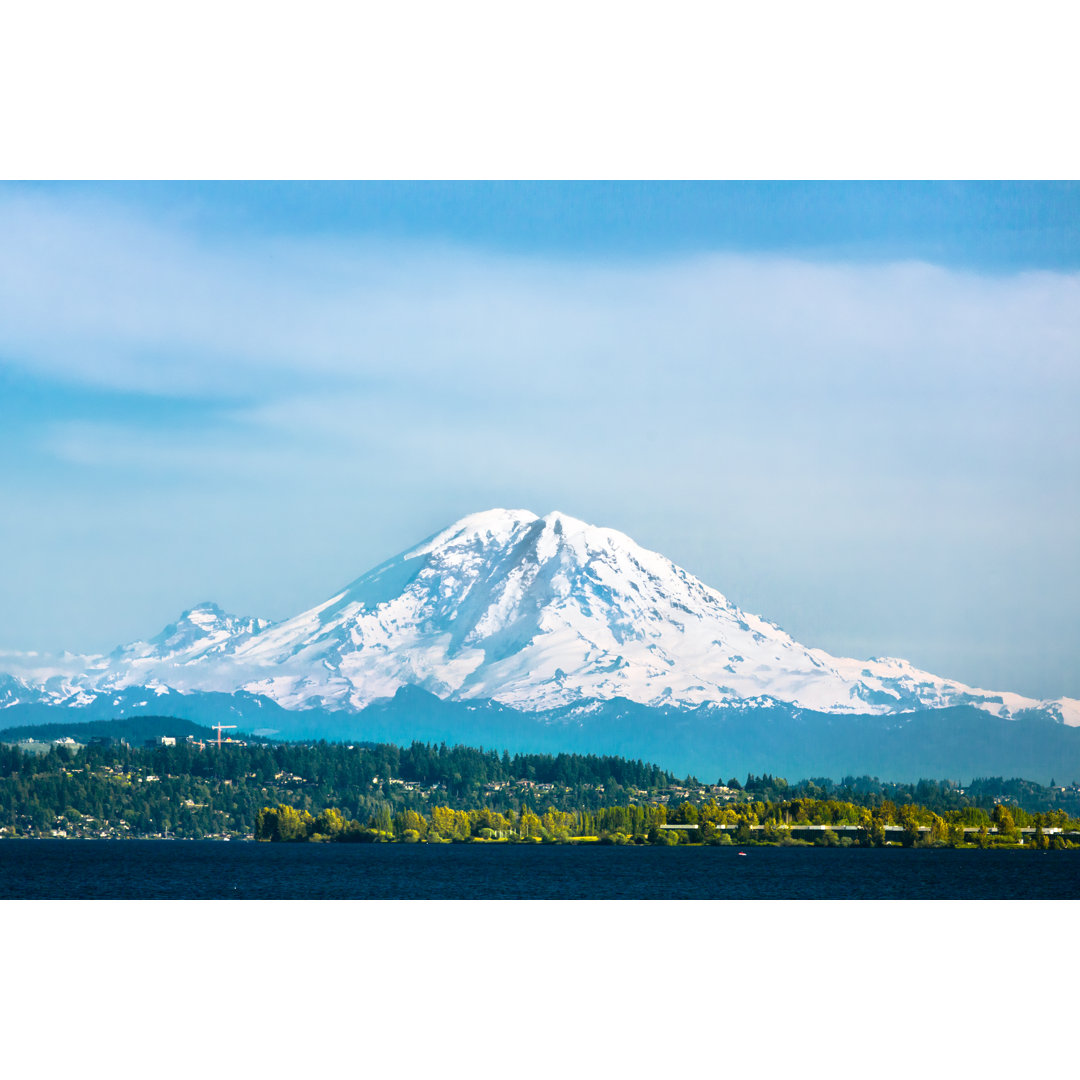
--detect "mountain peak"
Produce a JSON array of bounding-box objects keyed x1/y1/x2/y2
[
  {"x1": 4, "y1": 509, "x2": 1073, "y2": 725},
  {"x1": 227, "y1": 510, "x2": 1069, "y2": 718},
  {"x1": 411, "y1": 508, "x2": 649, "y2": 566},
  {"x1": 106, "y1": 602, "x2": 270, "y2": 664},
  {"x1": 180, "y1": 601, "x2": 227, "y2": 622},
  {"x1": 406, "y1": 508, "x2": 539, "y2": 560}
]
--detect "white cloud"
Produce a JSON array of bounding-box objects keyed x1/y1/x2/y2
[{"x1": 2, "y1": 190, "x2": 1078, "y2": 405}]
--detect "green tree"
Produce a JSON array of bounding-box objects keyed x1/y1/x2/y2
[
  {"x1": 865, "y1": 820, "x2": 887, "y2": 847},
  {"x1": 313, "y1": 807, "x2": 346, "y2": 838},
  {"x1": 371, "y1": 802, "x2": 393, "y2": 835},
  {"x1": 255, "y1": 804, "x2": 313, "y2": 842},
  {"x1": 992, "y1": 804, "x2": 1017, "y2": 839},
  {"x1": 392, "y1": 808, "x2": 428, "y2": 839}
]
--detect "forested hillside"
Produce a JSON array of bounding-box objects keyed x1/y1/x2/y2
[
  {"x1": 3, "y1": 720, "x2": 1080, "y2": 842},
  {"x1": 0, "y1": 734, "x2": 676, "y2": 838}
]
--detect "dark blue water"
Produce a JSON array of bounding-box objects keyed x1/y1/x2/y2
[{"x1": 2, "y1": 841, "x2": 1079, "y2": 898}]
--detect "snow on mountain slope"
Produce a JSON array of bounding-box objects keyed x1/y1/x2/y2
[
  {"x1": 112, "y1": 602, "x2": 271, "y2": 663},
  {"x1": 2, "y1": 509, "x2": 1078, "y2": 724}
]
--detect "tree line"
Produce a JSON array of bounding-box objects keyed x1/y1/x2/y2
[
  {"x1": 0, "y1": 737, "x2": 677, "y2": 839},
  {"x1": 255, "y1": 793, "x2": 1080, "y2": 847},
  {"x1": 3, "y1": 732, "x2": 1079, "y2": 843}
]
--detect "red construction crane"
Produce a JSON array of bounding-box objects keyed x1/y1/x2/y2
[{"x1": 212, "y1": 723, "x2": 237, "y2": 749}]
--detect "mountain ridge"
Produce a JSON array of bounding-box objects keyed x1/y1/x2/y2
[{"x1": 1, "y1": 508, "x2": 1076, "y2": 727}]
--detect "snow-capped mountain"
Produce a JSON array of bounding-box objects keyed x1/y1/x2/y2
[
  {"x1": 2, "y1": 508, "x2": 1077, "y2": 727},
  {"x1": 110, "y1": 602, "x2": 271, "y2": 664}
]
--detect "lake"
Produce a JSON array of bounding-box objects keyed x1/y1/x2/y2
[{"x1": 2, "y1": 840, "x2": 1079, "y2": 898}]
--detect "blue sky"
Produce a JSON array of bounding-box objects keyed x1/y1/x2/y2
[
  {"x1": 13, "y1": 181, "x2": 1080, "y2": 267},
  {"x1": 1, "y1": 181, "x2": 1078, "y2": 700}
]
